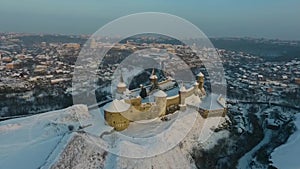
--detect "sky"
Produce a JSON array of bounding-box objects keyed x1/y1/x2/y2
[{"x1": 0, "y1": 0, "x2": 300, "y2": 40}]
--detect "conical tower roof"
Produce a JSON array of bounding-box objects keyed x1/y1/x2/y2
[
  {"x1": 197, "y1": 72, "x2": 204, "y2": 77},
  {"x1": 117, "y1": 72, "x2": 127, "y2": 88},
  {"x1": 179, "y1": 82, "x2": 187, "y2": 92},
  {"x1": 150, "y1": 68, "x2": 158, "y2": 80}
]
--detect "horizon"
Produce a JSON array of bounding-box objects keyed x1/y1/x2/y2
[
  {"x1": 1, "y1": 31, "x2": 300, "y2": 42},
  {"x1": 1, "y1": 0, "x2": 300, "y2": 41}
]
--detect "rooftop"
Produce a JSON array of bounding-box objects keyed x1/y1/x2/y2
[
  {"x1": 103, "y1": 99, "x2": 131, "y2": 113},
  {"x1": 197, "y1": 72, "x2": 204, "y2": 77},
  {"x1": 153, "y1": 90, "x2": 167, "y2": 97}
]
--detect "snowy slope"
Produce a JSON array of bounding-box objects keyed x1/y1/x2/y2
[
  {"x1": 271, "y1": 113, "x2": 300, "y2": 169},
  {"x1": 0, "y1": 104, "x2": 229, "y2": 169},
  {"x1": 0, "y1": 105, "x2": 89, "y2": 169},
  {"x1": 51, "y1": 107, "x2": 230, "y2": 169}
]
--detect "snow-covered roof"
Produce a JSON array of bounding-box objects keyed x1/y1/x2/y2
[
  {"x1": 159, "y1": 81, "x2": 175, "y2": 90},
  {"x1": 150, "y1": 74, "x2": 158, "y2": 80},
  {"x1": 103, "y1": 99, "x2": 131, "y2": 113},
  {"x1": 153, "y1": 90, "x2": 167, "y2": 98},
  {"x1": 266, "y1": 119, "x2": 280, "y2": 127},
  {"x1": 123, "y1": 89, "x2": 131, "y2": 95},
  {"x1": 150, "y1": 68, "x2": 158, "y2": 80},
  {"x1": 179, "y1": 83, "x2": 187, "y2": 92},
  {"x1": 117, "y1": 72, "x2": 127, "y2": 88},
  {"x1": 117, "y1": 82, "x2": 127, "y2": 88},
  {"x1": 197, "y1": 72, "x2": 204, "y2": 77}
]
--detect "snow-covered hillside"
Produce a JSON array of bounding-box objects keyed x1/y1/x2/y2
[
  {"x1": 0, "y1": 105, "x2": 89, "y2": 169},
  {"x1": 0, "y1": 104, "x2": 229, "y2": 169},
  {"x1": 271, "y1": 113, "x2": 300, "y2": 169},
  {"x1": 52, "y1": 107, "x2": 230, "y2": 169}
]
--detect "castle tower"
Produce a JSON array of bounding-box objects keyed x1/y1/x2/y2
[
  {"x1": 103, "y1": 99, "x2": 131, "y2": 131},
  {"x1": 197, "y1": 72, "x2": 206, "y2": 96},
  {"x1": 193, "y1": 81, "x2": 200, "y2": 96},
  {"x1": 197, "y1": 72, "x2": 204, "y2": 89},
  {"x1": 153, "y1": 90, "x2": 167, "y2": 116},
  {"x1": 117, "y1": 73, "x2": 127, "y2": 94},
  {"x1": 149, "y1": 68, "x2": 158, "y2": 90},
  {"x1": 179, "y1": 82, "x2": 187, "y2": 111}
]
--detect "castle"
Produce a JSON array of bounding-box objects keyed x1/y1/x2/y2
[{"x1": 103, "y1": 70, "x2": 226, "y2": 131}]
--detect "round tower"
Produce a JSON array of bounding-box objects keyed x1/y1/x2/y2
[
  {"x1": 179, "y1": 82, "x2": 187, "y2": 111},
  {"x1": 193, "y1": 81, "x2": 200, "y2": 96},
  {"x1": 153, "y1": 90, "x2": 167, "y2": 116},
  {"x1": 149, "y1": 68, "x2": 158, "y2": 90},
  {"x1": 197, "y1": 72, "x2": 204, "y2": 89},
  {"x1": 103, "y1": 99, "x2": 131, "y2": 131}
]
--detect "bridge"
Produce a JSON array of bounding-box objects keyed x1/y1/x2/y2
[
  {"x1": 227, "y1": 100, "x2": 300, "y2": 111},
  {"x1": 87, "y1": 99, "x2": 112, "y2": 110}
]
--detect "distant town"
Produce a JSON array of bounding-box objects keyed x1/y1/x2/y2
[{"x1": 0, "y1": 32, "x2": 299, "y2": 117}]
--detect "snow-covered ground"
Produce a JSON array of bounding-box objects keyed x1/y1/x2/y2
[
  {"x1": 52, "y1": 105, "x2": 229, "y2": 169},
  {"x1": 237, "y1": 106, "x2": 273, "y2": 169},
  {"x1": 80, "y1": 105, "x2": 227, "y2": 158},
  {"x1": 0, "y1": 105, "x2": 89, "y2": 169},
  {"x1": 237, "y1": 130, "x2": 272, "y2": 169},
  {"x1": 0, "y1": 103, "x2": 229, "y2": 169},
  {"x1": 271, "y1": 113, "x2": 300, "y2": 169}
]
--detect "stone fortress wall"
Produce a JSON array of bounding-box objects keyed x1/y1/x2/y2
[{"x1": 103, "y1": 71, "x2": 224, "y2": 131}]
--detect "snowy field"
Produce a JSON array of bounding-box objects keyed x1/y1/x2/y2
[{"x1": 271, "y1": 113, "x2": 300, "y2": 169}]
